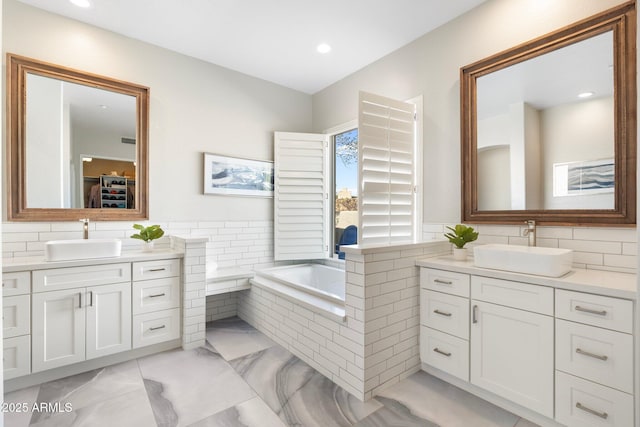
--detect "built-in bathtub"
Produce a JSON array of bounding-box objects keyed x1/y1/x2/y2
[{"x1": 249, "y1": 263, "x2": 346, "y2": 320}]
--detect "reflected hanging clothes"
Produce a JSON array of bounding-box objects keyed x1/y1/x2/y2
[
  {"x1": 87, "y1": 184, "x2": 101, "y2": 208},
  {"x1": 127, "y1": 185, "x2": 135, "y2": 209}
]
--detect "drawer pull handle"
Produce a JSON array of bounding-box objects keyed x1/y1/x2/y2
[
  {"x1": 149, "y1": 268, "x2": 166, "y2": 272},
  {"x1": 576, "y1": 402, "x2": 608, "y2": 419},
  {"x1": 149, "y1": 325, "x2": 166, "y2": 331},
  {"x1": 576, "y1": 348, "x2": 608, "y2": 361},
  {"x1": 149, "y1": 293, "x2": 166, "y2": 298},
  {"x1": 89, "y1": 291, "x2": 94, "y2": 307},
  {"x1": 433, "y1": 279, "x2": 452, "y2": 285},
  {"x1": 575, "y1": 306, "x2": 607, "y2": 316},
  {"x1": 433, "y1": 309, "x2": 452, "y2": 317},
  {"x1": 78, "y1": 292, "x2": 82, "y2": 309},
  {"x1": 472, "y1": 305, "x2": 478, "y2": 323},
  {"x1": 433, "y1": 348, "x2": 451, "y2": 357}
]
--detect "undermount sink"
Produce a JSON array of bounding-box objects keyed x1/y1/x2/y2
[
  {"x1": 473, "y1": 244, "x2": 573, "y2": 277},
  {"x1": 45, "y1": 239, "x2": 122, "y2": 262}
]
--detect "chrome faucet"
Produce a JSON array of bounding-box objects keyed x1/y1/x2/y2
[
  {"x1": 80, "y1": 218, "x2": 89, "y2": 239},
  {"x1": 523, "y1": 220, "x2": 536, "y2": 247}
]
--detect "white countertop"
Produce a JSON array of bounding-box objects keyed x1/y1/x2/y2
[
  {"x1": 2, "y1": 249, "x2": 184, "y2": 273},
  {"x1": 416, "y1": 256, "x2": 637, "y2": 300}
]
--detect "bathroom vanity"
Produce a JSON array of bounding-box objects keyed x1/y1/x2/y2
[
  {"x1": 2, "y1": 250, "x2": 184, "y2": 390},
  {"x1": 416, "y1": 256, "x2": 637, "y2": 427}
]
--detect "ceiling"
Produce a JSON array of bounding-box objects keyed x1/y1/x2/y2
[{"x1": 16, "y1": 0, "x2": 486, "y2": 94}]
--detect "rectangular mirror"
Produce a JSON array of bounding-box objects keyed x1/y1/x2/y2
[
  {"x1": 7, "y1": 54, "x2": 149, "y2": 221},
  {"x1": 461, "y1": 2, "x2": 636, "y2": 225}
]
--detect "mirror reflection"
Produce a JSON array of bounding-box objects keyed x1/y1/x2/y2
[
  {"x1": 25, "y1": 73, "x2": 137, "y2": 209},
  {"x1": 7, "y1": 53, "x2": 149, "y2": 221},
  {"x1": 476, "y1": 31, "x2": 614, "y2": 211},
  {"x1": 461, "y1": 2, "x2": 636, "y2": 226}
]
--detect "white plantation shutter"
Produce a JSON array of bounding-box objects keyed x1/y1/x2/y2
[
  {"x1": 274, "y1": 132, "x2": 329, "y2": 261},
  {"x1": 358, "y1": 91, "x2": 416, "y2": 245}
]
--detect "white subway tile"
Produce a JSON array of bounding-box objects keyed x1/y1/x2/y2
[
  {"x1": 560, "y1": 239, "x2": 621, "y2": 254},
  {"x1": 573, "y1": 228, "x2": 636, "y2": 243}
]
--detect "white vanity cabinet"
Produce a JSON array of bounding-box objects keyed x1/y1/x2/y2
[
  {"x1": 419, "y1": 269, "x2": 470, "y2": 381},
  {"x1": 418, "y1": 263, "x2": 636, "y2": 427},
  {"x1": 470, "y1": 276, "x2": 554, "y2": 418},
  {"x1": 132, "y1": 259, "x2": 181, "y2": 348},
  {"x1": 31, "y1": 264, "x2": 133, "y2": 372},
  {"x1": 554, "y1": 289, "x2": 635, "y2": 427},
  {"x1": 3, "y1": 271, "x2": 32, "y2": 379}
]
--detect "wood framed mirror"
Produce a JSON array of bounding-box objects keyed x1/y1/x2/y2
[
  {"x1": 6, "y1": 53, "x2": 149, "y2": 221},
  {"x1": 461, "y1": 2, "x2": 636, "y2": 225}
]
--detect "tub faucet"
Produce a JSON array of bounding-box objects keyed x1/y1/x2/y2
[
  {"x1": 80, "y1": 218, "x2": 89, "y2": 239},
  {"x1": 523, "y1": 220, "x2": 536, "y2": 247}
]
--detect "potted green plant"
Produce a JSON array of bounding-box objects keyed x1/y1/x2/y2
[
  {"x1": 131, "y1": 224, "x2": 165, "y2": 252},
  {"x1": 444, "y1": 224, "x2": 479, "y2": 260}
]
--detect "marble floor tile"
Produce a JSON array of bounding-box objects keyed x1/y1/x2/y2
[
  {"x1": 139, "y1": 344, "x2": 255, "y2": 427},
  {"x1": 29, "y1": 359, "x2": 145, "y2": 425},
  {"x1": 28, "y1": 387, "x2": 156, "y2": 427},
  {"x1": 354, "y1": 396, "x2": 439, "y2": 427},
  {"x1": 188, "y1": 397, "x2": 287, "y2": 427},
  {"x1": 205, "y1": 317, "x2": 276, "y2": 361},
  {"x1": 375, "y1": 371, "x2": 521, "y2": 427},
  {"x1": 3, "y1": 384, "x2": 41, "y2": 427},
  {"x1": 230, "y1": 345, "x2": 381, "y2": 427}
]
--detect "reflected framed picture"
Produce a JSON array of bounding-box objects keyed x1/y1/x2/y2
[
  {"x1": 203, "y1": 153, "x2": 274, "y2": 197},
  {"x1": 553, "y1": 158, "x2": 614, "y2": 197}
]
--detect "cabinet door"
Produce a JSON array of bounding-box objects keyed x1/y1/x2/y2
[
  {"x1": 86, "y1": 283, "x2": 132, "y2": 360},
  {"x1": 470, "y1": 300, "x2": 554, "y2": 417},
  {"x1": 32, "y1": 289, "x2": 85, "y2": 372}
]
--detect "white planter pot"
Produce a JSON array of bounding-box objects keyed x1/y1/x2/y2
[
  {"x1": 452, "y1": 247, "x2": 467, "y2": 261},
  {"x1": 143, "y1": 241, "x2": 155, "y2": 252}
]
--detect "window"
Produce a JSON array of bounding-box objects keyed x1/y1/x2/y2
[
  {"x1": 334, "y1": 128, "x2": 358, "y2": 258},
  {"x1": 274, "y1": 92, "x2": 422, "y2": 261}
]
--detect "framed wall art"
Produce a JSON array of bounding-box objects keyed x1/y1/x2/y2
[{"x1": 203, "y1": 153, "x2": 274, "y2": 197}]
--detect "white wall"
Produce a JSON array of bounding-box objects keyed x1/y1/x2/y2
[
  {"x1": 542, "y1": 96, "x2": 614, "y2": 209},
  {"x1": 25, "y1": 74, "x2": 65, "y2": 208},
  {"x1": 311, "y1": 0, "x2": 628, "y2": 223},
  {"x1": 2, "y1": 0, "x2": 312, "y2": 222}
]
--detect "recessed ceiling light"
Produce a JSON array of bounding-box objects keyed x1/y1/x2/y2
[
  {"x1": 82, "y1": 157, "x2": 93, "y2": 162},
  {"x1": 70, "y1": 0, "x2": 91, "y2": 8},
  {"x1": 578, "y1": 91, "x2": 594, "y2": 98},
  {"x1": 317, "y1": 43, "x2": 331, "y2": 54},
  {"x1": 99, "y1": 104, "x2": 108, "y2": 109}
]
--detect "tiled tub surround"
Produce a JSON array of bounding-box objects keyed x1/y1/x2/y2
[
  {"x1": 416, "y1": 256, "x2": 637, "y2": 427},
  {"x1": 423, "y1": 223, "x2": 637, "y2": 274},
  {"x1": 239, "y1": 240, "x2": 451, "y2": 401},
  {"x1": 2, "y1": 236, "x2": 208, "y2": 391}
]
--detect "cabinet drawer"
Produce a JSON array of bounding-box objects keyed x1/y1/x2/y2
[
  {"x1": 132, "y1": 277, "x2": 180, "y2": 315},
  {"x1": 3, "y1": 295, "x2": 30, "y2": 338},
  {"x1": 556, "y1": 289, "x2": 632, "y2": 333},
  {"x1": 555, "y1": 371, "x2": 634, "y2": 427},
  {"x1": 556, "y1": 319, "x2": 633, "y2": 394},
  {"x1": 420, "y1": 290, "x2": 469, "y2": 339},
  {"x1": 471, "y1": 276, "x2": 553, "y2": 315},
  {"x1": 133, "y1": 308, "x2": 180, "y2": 348},
  {"x1": 420, "y1": 326, "x2": 469, "y2": 382},
  {"x1": 132, "y1": 259, "x2": 180, "y2": 281},
  {"x1": 420, "y1": 268, "x2": 470, "y2": 297},
  {"x1": 2, "y1": 271, "x2": 30, "y2": 296},
  {"x1": 3, "y1": 335, "x2": 30, "y2": 380},
  {"x1": 33, "y1": 263, "x2": 131, "y2": 292}
]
